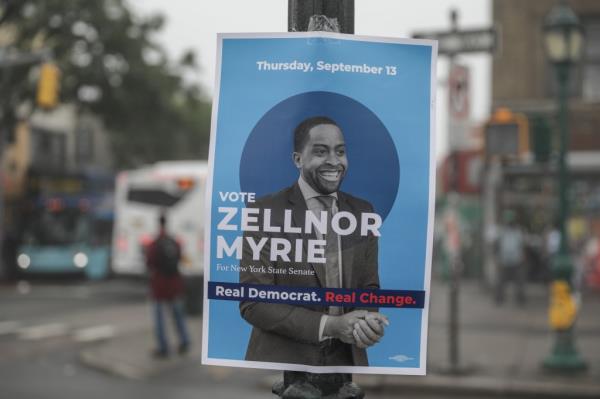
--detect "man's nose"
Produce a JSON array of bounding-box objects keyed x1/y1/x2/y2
[{"x1": 326, "y1": 150, "x2": 341, "y2": 165}]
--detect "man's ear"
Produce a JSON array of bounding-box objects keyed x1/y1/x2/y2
[{"x1": 292, "y1": 152, "x2": 302, "y2": 168}]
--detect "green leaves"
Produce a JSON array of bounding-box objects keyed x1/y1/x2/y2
[{"x1": 1, "y1": 0, "x2": 211, "y2": 166}]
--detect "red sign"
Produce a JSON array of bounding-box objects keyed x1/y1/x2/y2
[{"x1": 439, "y1": 150, "x2": 482, "y2": 194}]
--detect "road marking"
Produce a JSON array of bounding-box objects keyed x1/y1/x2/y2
[
  {"x1": 0, "y1": 320, "x2": 21, "y2": 335},
  {"x1": 74, "y1": 325, "x2": 117, "y2": 342},
  {"x1": 16, "y1": 281, "x2": 31, "y2": 295},
  {"x1": 18, "y1": 323, "x2": 69, "y2": 340}
]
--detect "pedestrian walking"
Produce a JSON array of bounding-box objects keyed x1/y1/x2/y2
[
  {"x1": 495, "y1": 209, "x2": 527, "y2": 306},
  {"x1": 145, "y1": 212, "x2": 191, "y2": 358}
]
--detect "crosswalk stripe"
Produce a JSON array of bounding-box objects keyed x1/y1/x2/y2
[
  {"x1": 74, "y1": 325, "x2": 116, "y2": 342},
  {"x1": 18, "y1": 323, "x2": 69, "y2": 340},
  {"x1": 7, "y1": 321, "x2": 120, "y2": 343},
  {"x1": 0, "y1": 320, "x2": 21, "y2": 335}
]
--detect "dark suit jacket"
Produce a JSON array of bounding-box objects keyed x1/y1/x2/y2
[{"x1": 239, "y1": 183, "x2": 379, "y2": 366}]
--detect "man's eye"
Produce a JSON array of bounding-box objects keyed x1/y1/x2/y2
[
  {"x1": 336, "y1": 149, "x2": 346, "y2": 156},
  {"x1": 314, "y1": 149, "x2": 326, "y2": 156}
]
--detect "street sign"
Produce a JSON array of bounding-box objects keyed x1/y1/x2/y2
[
  {"x1": 449, "y1": 64, "x2": 470, "y2": 120},
  {"x1": 413, "y1": 28, "x2": 497, "y2": 56},
  {"x1": 448, "y1": 63, "x2": 479, "y2": 152}
]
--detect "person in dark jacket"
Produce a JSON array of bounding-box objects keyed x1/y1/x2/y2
[{"x1": 146, "y1": 213, "x2": 190, "y2": 358}]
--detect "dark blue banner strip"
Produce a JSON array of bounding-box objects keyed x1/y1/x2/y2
[{"x1": 208, "y1": 281, "x2": 425, "y2": 309}]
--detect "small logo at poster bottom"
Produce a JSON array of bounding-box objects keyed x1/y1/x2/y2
[{"x1": 389, "y1": 355, "x2": 414, "y2": 363}]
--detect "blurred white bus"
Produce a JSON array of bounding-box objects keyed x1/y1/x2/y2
[{"x1": 112, "y1": 161, "x2": 208, "y2": 312}]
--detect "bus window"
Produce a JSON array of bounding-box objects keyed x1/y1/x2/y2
[
  {"x1": 23, "y1": 208, "x2": 91, "y2": 246},
  {"x1": 127, "y1": 188, "x2": 187, "y2": 207}
]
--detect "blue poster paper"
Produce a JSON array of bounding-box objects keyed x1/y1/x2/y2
[{"x1": 202, "y1": 32, "x2": 437, "y2": 375}]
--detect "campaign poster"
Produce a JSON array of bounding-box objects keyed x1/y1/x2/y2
[{"x1": 202, "y1": 32, "x2": 437, "y2": 375}]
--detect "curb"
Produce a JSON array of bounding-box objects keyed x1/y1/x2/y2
[
  {"x1": 355, "y1": 374, "x2": 600, "y2": 398},
  {"x1": 78, "y1": 330, "x2": 198, "y2": 380},
  {"x1": 80, "y1": 349, "x2": 148, "y2": 380}
]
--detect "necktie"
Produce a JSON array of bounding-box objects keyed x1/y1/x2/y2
[{"x1": 316, "y1": 195, "x2": 342, "y2": 315}]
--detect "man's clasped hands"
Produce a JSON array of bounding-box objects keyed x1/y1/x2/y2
[{"x1": 324, "y1": 310, "x2": 389, "y2": 348}]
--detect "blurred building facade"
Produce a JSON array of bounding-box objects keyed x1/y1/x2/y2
[
  {"x1": 1, "y1": 104, "x2": 113, "y2": 231},
  {"x1": 487, "y1": 0, "x2": 600, "y2": 285},
  {"x1": 493, "y1": 0, "x2": 600, "y2": 223},
  {"x1": 493, "y1": 0, "x2": 600, "y2": 154},
  {"x1": 2, "y1": 105, "x2": 113, "y2": 197}
]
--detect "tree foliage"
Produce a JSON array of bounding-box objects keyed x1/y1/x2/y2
[{"x1": 0, "y1": 0, "x2": 211, "y2": 167}]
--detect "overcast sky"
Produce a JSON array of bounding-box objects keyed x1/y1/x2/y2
[{"x1": 131, "y1": 0, "x2": 493, "y2": 158}]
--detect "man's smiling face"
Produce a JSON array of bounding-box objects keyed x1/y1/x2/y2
[{"x1": 293, "y1": 123, "x2": 348, "y2": 194}]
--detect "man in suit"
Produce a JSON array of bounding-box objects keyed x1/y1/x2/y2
[{"x1": 239, "y1": 116, "x2": 388, "y2": 367}]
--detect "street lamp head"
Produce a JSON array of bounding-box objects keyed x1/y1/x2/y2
[{"x1": 543, "y1": 0, "x2": 584, "y2": 65}]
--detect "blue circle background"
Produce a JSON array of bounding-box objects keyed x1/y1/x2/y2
[{"x1": 239, "y1": 91, "x2": 400, "y2": 220}]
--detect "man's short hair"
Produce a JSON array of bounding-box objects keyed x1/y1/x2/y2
[{"x1": 293, "y1": 116, "x2": 340, "y2": 152}]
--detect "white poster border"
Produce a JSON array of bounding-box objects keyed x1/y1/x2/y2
[{"x1": 201, "y1": 31, "x2": 438, "y2": 376}]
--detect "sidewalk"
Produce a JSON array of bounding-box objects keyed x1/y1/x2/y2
[
  {"x1": 80, "y1": 315, "x2": 204, "y2": 381},
  {"x1": 80, "y1": 278, "x2": 600, "y2": 397},
  {"x1": 355, "y1": 278, "x2": 600, "y2": 398}
]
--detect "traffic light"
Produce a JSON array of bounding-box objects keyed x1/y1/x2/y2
[
  {"x1": 36, "y1": 62, "x2": 60, "y2": 109},
  {"x1": 484, "y1": 107, "x2": 529, "y2": 158}
]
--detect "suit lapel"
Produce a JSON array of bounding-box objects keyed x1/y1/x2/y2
[{"x1": 287, "y1": 184, "x2": 327, "y2": 287}]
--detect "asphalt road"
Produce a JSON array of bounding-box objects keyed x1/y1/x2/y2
[
  {"x1": 0, "y1": 278, "x2": 269, "y2": 399},
  {"x1": 0, "y1": 277, "x2": 532, "y2": 399}
]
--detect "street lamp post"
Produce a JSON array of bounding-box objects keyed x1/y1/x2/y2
[{"x1": 542, "y1": 0, "x2": 587, "y2": 372}]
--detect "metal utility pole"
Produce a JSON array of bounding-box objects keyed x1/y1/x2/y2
[
  {"x1": 272, "y1": 3, "x2": 361, "y2": 398},
  {"x1": 446, "y1": 10, "x2": 461, "y2": 373},
  {"x1": 0, "y1": 58, "x2": 11, "y2": 279},
  {"x1": 423, "y1": 9, "x2": 463, "y2": 375},
  {"x1": 541, "y1": 0, "x2": 587, "y2": 372},
  {"x1": 288, "y1": 0, "x2": 354, "y2": 33},
  {"x1": 414, "y1": 9, "x2": 497, "y2": 375}
]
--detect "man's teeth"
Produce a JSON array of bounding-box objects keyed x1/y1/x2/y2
[{"x1": 320, "y1": 171, "x2": 340, "y2": 181}]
